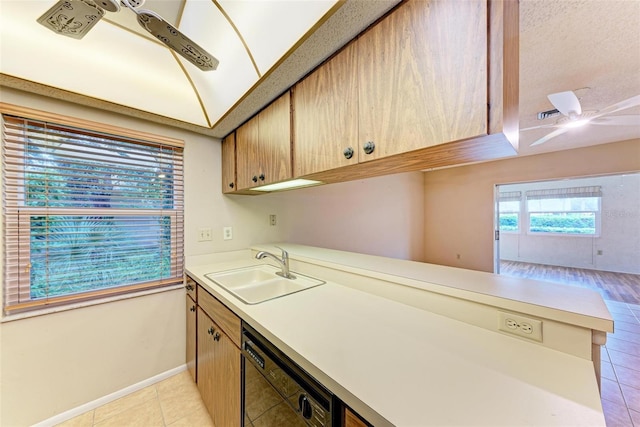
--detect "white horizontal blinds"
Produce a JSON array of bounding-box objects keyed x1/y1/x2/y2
[
  {"x1": 525, "y1": 186, "x2": 602, "y2": 200},
  {"x1": 498, "y1": 191, "x2": 521, "y2": 201},
  {"x1": 2, "y1": 114, "x2": 184, "y2": 313}
]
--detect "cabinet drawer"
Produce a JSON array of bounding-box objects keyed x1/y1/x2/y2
[
  {"x1": 198, "y1": 285, "x2": 241, "y2": 347},
  {"x1": 185, "y1": 275, "x2": 197, "y2": 301}
]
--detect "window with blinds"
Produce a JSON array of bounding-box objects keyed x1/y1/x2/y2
[
  {"x1": 498, "y1": 191, "x2": 522, "y2": 232},
  {"x1": 2, "y1": 112, "x2": 184, "y2": 314},
  {"x1": 525, "y1": 186, "x2": 602, "y2": 235}
]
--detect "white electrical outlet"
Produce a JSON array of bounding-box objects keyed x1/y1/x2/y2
[
  {"x1": 223, "y1": 226, "x2": 233, "y2": 240},
  {"x1": 198, "y1": 227, "x2": 212, "y2": 241},
  {"x1": 498, "y1": 312, "x2": 543, "y2": 342},
  {"x1": 269, "y1": 214, "x2": 277, "y2": 226}
]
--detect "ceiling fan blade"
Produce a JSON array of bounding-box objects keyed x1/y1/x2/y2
[
  {"x1": 590, "y1": 115, "x2": 640, "y2": 126},
  {"x1": 121, "y1": 1, "x2": 219, "y2": 72},
  {"x1": 529, "y1": 127, "x2": 571, "y2": 147},
  {"x1": 37, "y1": 0, "x2": 105, "y2": 40},
  {"x1": 547, "y1": 91, "x2": 582, "y2": 117},
  {"x1": 592, "y1": 95, "x2": 640, "y2": 119}
]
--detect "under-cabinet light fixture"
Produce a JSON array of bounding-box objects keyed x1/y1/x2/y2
[{"x1": 251, "y1": 179, "x2": 323, "y2": 192}]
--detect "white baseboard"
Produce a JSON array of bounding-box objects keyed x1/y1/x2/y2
[{"x1": 33, "y1": 364, "x2": 188, "y2": 427}]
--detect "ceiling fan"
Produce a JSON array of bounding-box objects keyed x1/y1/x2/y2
[
  {"x1": 36, "y1": 0, "x2": 219, "y2": 71},
  {"x1": 522, "y1": 91, "x2": 640, "y2": 146}
]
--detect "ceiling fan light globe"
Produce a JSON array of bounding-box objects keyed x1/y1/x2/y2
[{"x1": 94, "y1": 0, "x2": 120, "y2": 12}]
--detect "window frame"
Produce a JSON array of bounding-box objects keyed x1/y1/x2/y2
[{"x1": 1, "y1": 103, "x2": 185, "y2": 315}]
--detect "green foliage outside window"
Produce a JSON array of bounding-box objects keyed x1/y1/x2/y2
[
  {"x1": 529, "y1": 212, "x2": 596, "y2": 235},
  {"x1": 499, "y1": 213, "x2": 518, "y2": 231},
  {"x1": 29, "y1": 216, "x2": 171, "y2": 299}
]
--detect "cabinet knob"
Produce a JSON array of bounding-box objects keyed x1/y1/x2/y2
[
  {"x1": 343, "y1": 147, "x2": 354, "y2": 159},
  {"x1": 213, "y1": 332, "x2": 221, "y2": 341},
  {"x1": 259, "y1": 173, "x2": 265, "y2": 181},
  {"x1": 252, "y1": 175, "x2": 258, "y2": 183},
  {"x1": 363, "y1": 141, "x2": 375, "y2": 155},
  {"x1": 190, "y1": 305, "x2": 196, "y2": 312},
  {"x1": 208, "y1": 327, "x2": 215, "y2": 335},
  {"x1": 229, "y1": 182, "x2": 234, "y2": 189},
  {"x1": 185, "y1": 283, "x2": 194, "y2": 291}
]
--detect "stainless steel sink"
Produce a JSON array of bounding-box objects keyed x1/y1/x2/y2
[{"x1": 205, "y1": 264, "x2": 325, "y2": 304}]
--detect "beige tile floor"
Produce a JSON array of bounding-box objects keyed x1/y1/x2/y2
[
  {"x1": 56, "y1": 370, "x2": 213, "y2": 427},
  {"x1": 600, "y1": 300, "x2": 640, "y2": 426}
]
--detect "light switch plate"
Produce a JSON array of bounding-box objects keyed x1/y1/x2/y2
[{"x1": 198, "y1": 228, "x2": 212, "y2": 241}]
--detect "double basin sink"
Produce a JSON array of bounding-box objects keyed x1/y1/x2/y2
[{"x1": 205, "y1": 264, "x2": 325, "y2": 304}]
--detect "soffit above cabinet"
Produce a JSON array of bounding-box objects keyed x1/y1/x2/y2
[{"x1": 0, "y1": 0, "x2": 401, "y2": 138}]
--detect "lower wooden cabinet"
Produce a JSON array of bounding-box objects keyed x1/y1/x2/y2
[
  {"x1": 186, "y1": 294, "x2": 196, "y2": 381},
  {"x1": 196, "y1": 297, "x2": 241, "y2": 427},
  {"x1": 344, "y1": 407, "x2": 370, "y2": 427}
]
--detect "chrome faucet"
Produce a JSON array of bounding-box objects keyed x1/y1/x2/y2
[{"x1": 255, "y1": 247, "x2": 296, "y2": 279}]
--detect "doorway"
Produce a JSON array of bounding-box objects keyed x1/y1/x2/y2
[{"x1": 495, "y1": 173, "x2": 640, "y2": 304}]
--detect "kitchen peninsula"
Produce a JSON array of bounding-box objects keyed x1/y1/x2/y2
[{"x1": 185, "y1": 244, "x2": 613, "y2": 426}]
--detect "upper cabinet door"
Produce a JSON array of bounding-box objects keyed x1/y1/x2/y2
[
  {"x1": 258, "y1": 91, "x2": 292, "y2": 185},
  {"x1": 236, "y1": 116, "x2": 260, "y2": 190},
  {"x1": 221, "y1": 132, "x2": 236, "y2": 193},
  {"x1": 357, "y1": 0, "x2": 488, "y2": 162},
  {"x1": 235, "y1": 91, "x2": 291, "y2": 191},
  {"x1": 293, "y1": 43, "x2": 359, "y2": 177}
]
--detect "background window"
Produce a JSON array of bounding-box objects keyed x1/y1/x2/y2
[
  {"x1": 498, "y1": 191, "x2": 521, "y2": 232},
  {"x1": 526, "y1": 187, "x2": 601, "y2": 236},
  {"x1": 2, "y1": 114, "x2": 184, "y2": 314}
]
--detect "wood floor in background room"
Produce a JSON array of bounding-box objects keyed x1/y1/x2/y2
[
  {"x1": 500, "y1": 260, "x2": 640, "y2": 305},
  {"x1": 501, "y1": 260, "x2": 640, "y2": 426}
]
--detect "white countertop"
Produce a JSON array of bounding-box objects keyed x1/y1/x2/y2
[{"x1": 186, "y1": 246, "x2": 608, "y2": 426}]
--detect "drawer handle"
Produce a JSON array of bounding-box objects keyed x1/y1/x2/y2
[
  {"x1": 213, "y1": 332, "x2": 221, "y2": 341},
  {"x1": 208, "y1": 327, "x2": 215, "y2": 335},
  {"x1": 185, "y1": 284, "x2": 194, "y2": 291},
  {"x1": 190, "y1": 305, "x2": 196, "y2": 312}
]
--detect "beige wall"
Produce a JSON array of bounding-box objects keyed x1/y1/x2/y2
[
  {"x1": 423, "y1": 139, "x2": 640, "y2": 272},
  {"x1": 0, "y1": 87, "x2": 424, "y2": 425},
  {"x1": 274, "y1": 172, "x2": 425, "y2": 260}
]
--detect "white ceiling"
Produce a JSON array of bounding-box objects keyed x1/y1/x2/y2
[
  {"x1": 1, "y1": 0, "x2": 639, "y2": 157},
  {"x1": 0, "y1": 0, "x2": 400, "y2": 137}
]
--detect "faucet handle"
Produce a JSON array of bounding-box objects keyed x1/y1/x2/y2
[{"x1": 274, "y1": 245, "x2": 288, "y2": 260}]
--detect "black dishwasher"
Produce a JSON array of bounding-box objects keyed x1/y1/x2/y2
[{"x1": 242, "y1": 322, "x2": 338, "y2": 427}]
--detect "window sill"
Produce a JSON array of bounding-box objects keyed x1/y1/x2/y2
[{"x1": 1, "y1": 284, "x2": 184, "y2": 323}]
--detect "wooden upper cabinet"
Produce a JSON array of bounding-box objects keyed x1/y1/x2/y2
[
  {"x1": 236, "y1": 116, "x2": 260, "y2": 190},
  {"x1": 357, "y1": 0, "x2": 488, "y2": 162},
  {"x1": 259, "y1": 92, "x2": 292, "y2": 185},
  {"x1": 221, "y1": 132, "x2": 236, "y2": 193},
  {"x1": 293, "y1": 43, "x2": 359, "y2": 177},
  {"x1": 224, "y1": 0, "x2": 517, "y2": 190},
  {"x1": 236, "y1": 91, "x2": 292, "y2": 191}
]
